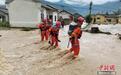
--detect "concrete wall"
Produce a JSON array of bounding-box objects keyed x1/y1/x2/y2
[
  {"x1": 119, "y1": 16, "x2": 121, "y2": 24},
  {"x1": 106, "y1": 18, "x2": 118, "y2": 24},
  {"x1": 92, "y1": 15, "x2": 120, "y2": 24},
  {"x1": 59, "y1": 12, "x2": 70, "y2": 19},
  {"x1": 41, "y1": 7, "x2": 47, "y2": 19},
  {"x1": 6, "y1": 0, "x2": 41, "y2": 27},
  {"x1": 95, "y1": 15, "x2": 106, "y2": 24}
]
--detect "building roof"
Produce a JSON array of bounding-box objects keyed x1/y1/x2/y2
[
  {"x1": 92, "y1": 13, "x2": 107, "y2": 16},
  {"x1": 5, "y1": 0, "x2": 14, "y2": 4},
  {"x1": 59, "y1": 10, "x2": 73, "y2": 15},
  {"x1": 41, "y1": 4, "x2": 55, "y2": 10},
  {"x1": 73, "y1": 13, "x2": 83, "y2": 17},
  {"x1": 5, "y1": 0, "x2": 81, "y2": 16},
  {"x1": 42, "y1": 0, "x2": 82, "y2": 16},
  {"x1": 105, "y1": 14, "x2": 118, "y2": 18},
  {"x1": 59, "y1": 10, "x2": 82, "y2": 16},
  {"x1": 0, "y1": 5, "x2": 8, "y2": 15},
  {"x1": 43, "y1": 4, "x2": 59, "y2": 11},
  {"x1": 41, "y1": 0, "x2": 75, "y2": 15}
]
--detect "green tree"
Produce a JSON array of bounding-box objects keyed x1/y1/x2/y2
[
  {"x1": 85, "y1": 14, "x2": 92, "y2": 24},
  {"x1": 106, "y1": 11, "x2": 109, "y2": 15}
]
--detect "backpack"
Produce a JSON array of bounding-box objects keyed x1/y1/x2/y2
[{"x1": 68, "y1": 21, "x2": 77, "y2": 36}]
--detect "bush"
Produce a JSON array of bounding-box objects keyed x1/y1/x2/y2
[
  {"x1": 63, "y1": 19, "x2": 70, "y2": 25},
  {"x1": 85, "y1": 14, "x2": 92, "y2": 24},
  {"x1": 0, "y1": 21, "x2": 10, "y2": 27}
]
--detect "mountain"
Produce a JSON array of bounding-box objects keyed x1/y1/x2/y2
[
  {"x1": 41, "y1": 0, "x2": 77, "y2": 14},
  {"x1": 43, "y1": 0, "x2": 121, "y2": 16}
]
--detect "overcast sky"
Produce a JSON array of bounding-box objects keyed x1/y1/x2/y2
[
  {"x1": 45, "y1": 0, "x2": 119, "y2": 5},
  {"x1": 0, "y1": 0, "x2": 5, "y2": 5},
  {"x1": 0, "y1": 0, "x2": 119, "y2": 5}
]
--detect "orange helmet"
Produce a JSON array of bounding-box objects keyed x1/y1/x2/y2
[{"x1": 77, "y1": 17, "x2": 84, "y2": 24}]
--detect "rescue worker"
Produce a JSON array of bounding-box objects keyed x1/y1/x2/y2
[
  {"x1": 48, "y1": 18, "x2": 53, "y2": 26},
  {"x1": 49, "y1": 21, "x2": 61, "y2": 48},
  {"x1": 56, "y1": 20, "x2": 61, "y2": 29},
  {"x1": 56, "y1": 20, "x2": 61, "y2": 42},
  {"x1": 61, "y1": 20, "x2": 65, "y2": 28},
  {"x1": 46, "y1": 19, "x2": 52, "y2": 38},
  {"x1": 38, "y1": 19, "x2": 48, "y2": 41},
  {"x1": 69, "y1": 15, "x2": 74, "y2": 23},
  {"x1": 68, "y1": 16, "x2": 84, "y2": 59},
  {"x1": 59, "y1": 16, "x2": 65, "y2": 28}
]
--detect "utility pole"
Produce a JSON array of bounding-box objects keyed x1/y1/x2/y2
[
  {"x1": 89, "y1": 1, "x2": 93, "y2": 15},
  {"x1": 84, "y1": 1, "x2": 93, "y2": 30}
]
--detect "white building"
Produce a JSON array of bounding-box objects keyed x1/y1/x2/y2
[
  {"x1": 41, "y1": 4, "x2": 58, "y2": 23},
  {"x1": 5, "y1": 0, "x2": 75, "y2": 27},
  {"x1": 119, "y1": 15, "x2": 121, "y2": 24},
  {"x1": 59, "y1": 10, "x2": 72, "y2": 19},
  {"x1": 6, "y1": 0, "x2": 41, "y2": 27}
]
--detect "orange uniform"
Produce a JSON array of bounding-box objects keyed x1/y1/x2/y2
[
  {"x1": 68, "y1": 16, "x2": 84, "y2": 59},
  {"x1": 47, "y1": 19, "x2": 52, "y2": 37},
  {"x1": 70, "y1": 27, "x2": 82, "y2": 57},
  {"x1": 49, "y1": 27, "x2": 59, "y2": 47},
  {"x1": 48, "y1": 21, "x2": 61, "y2": 47},
  {"x1": 38, "y1": 23, "x2": 48, "y2": 41}
]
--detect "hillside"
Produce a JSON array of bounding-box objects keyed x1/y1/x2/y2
[{"x1": 42, "y1": 0, "x2": 121, "y2": 16}]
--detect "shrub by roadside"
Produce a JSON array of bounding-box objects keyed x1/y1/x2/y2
[{"x1": 0, "y1": 21, "x2": 10, "y2": 28}]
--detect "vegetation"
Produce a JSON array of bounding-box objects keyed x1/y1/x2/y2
[
  {"x1": 0, "y1": 21, "x2": 10, "y2": 27},
  {"x1": 85, "y1": 14, "x2": 92, "y2": 24},
  {"x1": 63, "y1": 19, "x2": 70, "y2": 25}
]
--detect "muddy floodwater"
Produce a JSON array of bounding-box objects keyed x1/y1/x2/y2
[{"x1": 0, "y1": 26, "x2": 121, "y2": 75}]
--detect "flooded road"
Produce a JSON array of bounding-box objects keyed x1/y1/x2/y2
[{"x1": 0, "y1": 26, "x2": 121, "y2": 75}]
